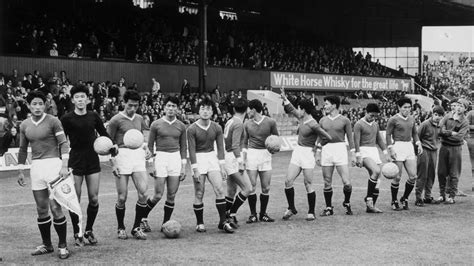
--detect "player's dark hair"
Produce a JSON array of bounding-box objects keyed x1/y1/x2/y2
[
  {"x1": 26, "y1": 91, "x2": 46, "y2": 104},
  {"x1": 366, "y1": 103, "x2": 380, "y2": 113},
  {"x1": 298, "y1": 99, "x2": 315, "y2": 115},
  {"x1": 248, "y1": 99, "x2": 263, "y2": 113},
  {"x1": 198, "y1": 98, "x2": 217, "y2": 114},
  {"x1": 233, "y1": 98, "x2": 248, "y2": 113},
  {"x1": 396, "y1": 97, "x2": 412, "y2": 108},
  {"x1": 323, "y1": 95, "x2": 340, "y2": 109},
  {"x1": 123, "y1": 90, "x2": 141, "y2": 102},
  {"x1": 432, "y1": 106, "x2": 445, "y2": 115},
  {"x1": 70, "y1": 84, "x2": 89, "y2": 97},
  {"x1": 163, "y1": 96, "x2": 180, "y2": 106}
]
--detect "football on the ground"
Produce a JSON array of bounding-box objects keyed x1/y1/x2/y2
[
  {"x1": 123, "y1": 129, "x2": 144, "y2": 149},
  {"x1": 265, "y1": 135, "x2": 281, "y2": 153},
  {"x1": 93, "y1": 136, "x2": 114, "y2": 155},
  {"x1": 382, "y1": 162, "x2": 399, "y2": 179},
  {"x1": 162, "y1": 220, "x2": 181, "y2": 238}
]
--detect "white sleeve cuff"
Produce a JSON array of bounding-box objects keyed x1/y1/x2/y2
[
  {"x1": 61, "y1": 154, "x2": 69, "y2": 159},
  {"x1": 350, "y1": 149, "x2": 355, "y2": 153},
  {"x1": 242, "y1": 148, "x2": 248, "y2": 153},
  {"x1": 237, "y1": 157, "x2": 243, "y2": 163},
  {"x1": 383, "y1": 150, "x2": 388, "y2": 155},
  {"x1": 191, "y1": 164, "x2": 198, "y2": 169},
  {"x1": 181, "y1": 159, "x2": 187, "y2": 164},
  {"x1": 355, "y1": 152, "x2": 361, "y2": 157},
  {"x1": 283, "y1": 99, "x2": 290, "y2": 105},
  {"x1": 219, "y1": 160, "x2": 225, "y2": 165},
  {"x1": 415, "y1": 141, "x2": 421, "y2": 146},
  {"x1": 388, "y1": 145, "x2": 393, "y2": 149}
]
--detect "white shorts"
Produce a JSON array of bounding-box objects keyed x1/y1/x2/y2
[
  {"x1": 154, "y1": 151, "x2": 182, "y2": 178},
  {"x1": 290, "y1": 145, "x2": 315, "y2": 169},
  {"x1": 246, "y1": 148, "x2": 272, "y2": 171},
  {"x1": 392, "y1": 141, "x2": 416, "y2": 161},
  {"x1": 225, "y1": 152, "x2": 242, "y2": 175},
  {"x1": 359, "y1": 146, "x2": 382, "y2": 165},
  {"x1": 116, "y1": 148, "x2": 146, "y2": 175},
  {"x1": 31, "y1": 158, "x2": 63, "y2": 191},
  {"x1": 321, "y1": 142, "x2": 348, "y2": 166},
  {"x1": 196, "y1": 152, "x2": 220, "y2": 175}
]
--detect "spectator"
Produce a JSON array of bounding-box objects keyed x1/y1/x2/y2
[
  {"x1": 181, "y1": 79, "x2": 190, "y2": 95},
  {"x1": 49, "y1": 43, "x2": 59, "y2": 57},
  {"x1": 151, "y1": 78, "x2": 160, "y2": 95}
]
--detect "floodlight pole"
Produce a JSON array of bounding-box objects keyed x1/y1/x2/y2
[{"x1": 198, "y1": 0, "x2": 208, "y2": 94}]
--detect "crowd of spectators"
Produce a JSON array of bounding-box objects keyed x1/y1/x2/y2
[
  {"x1": 7, "y1": 7, "x2": 399, "y2": 78},
  {"x1": 415, "y1": 58, "x2": 473, "y2": 103}
]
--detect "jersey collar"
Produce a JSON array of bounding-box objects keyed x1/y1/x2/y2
[
  {"x1": 362, "y1": 118, "x2": 374, "y2": 126},
  {"x1": 163, "y1": 117, "x2": 177, "y2": 125},
  {"x1": 397, "y1": 113, "x2": 408, "y2": 120},
  {"x1": 253, "y1": 116, "x2": 265, "y2": 125},
  {"x1": 328, "y1": 114, "x2": 341, "y2": 121},
  {"x1": 196, "y1": 121, "x2": 211, "y2": 131},
  {"x1": 119, "y1": 111, "x2": 136, "y2": 121},
  {"x1": 31, "y1": 113, "x2": 46, "y2": 126},
  {"x1": 303, "y1": 118, "x2": 315, "y2": 124}
]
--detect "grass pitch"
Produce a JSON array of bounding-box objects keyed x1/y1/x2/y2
[{"x1": 0, "y1": 148, "x2": 473, "y2": 264}]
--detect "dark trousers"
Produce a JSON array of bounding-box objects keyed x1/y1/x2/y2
[
  {"x1": 437, "y1": 144, "x2": 462, "y2": 198},
  {"x1": 416, "y1": 148, "x2": 437, "y2": 200},
  {"x1": 468, "y1": 133, "x2": 474, "y2": 190}
]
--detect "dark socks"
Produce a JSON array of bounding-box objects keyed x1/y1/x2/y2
[
  {"x1": 402, "y1": 180, "x2": 415, "y2": 200},
  {"x1": 367, "y1": 178, "x2": 377, "y2": 199},
  {"x1": 163, "y1": 201, "x2": 175, "y2": 224},
  {"x1": 193, "y1": 203, "x2": 204, "y2": 225},
  {"x1": 343, "y1": 184, "x2": 352, "y2": 204},
  {"x1": 307, "y1": 191, "x2": 316, "y2": 214},
  {"x1": 69, "y1": 211, "x2": 79, "y2": 235},
  {"x1": 133, "y1": 202, "x2": 148, "y2": 230},
  {"x1": 248, "y1": 193, "x2": 257, "y2": 215},
  {"x1": 85, "y1": 203, "x2": 99, "y2": 232},
  {"x1": 53, "y1": 216, "x2": 67, "y2": 248},
  {"x1": 37, "y1": 216, "x2": 52, "y2": 246},
  {"x1": 229, "y1": 192, "x2": 247, "y2": 215},
  {"x1": 216, "y1": 199, "x2": 227, "y2": 224},
  {"x1": 373, "y1": 188, "x2": 380, "y2": 204},
  {"x1": 323, "y1": 188, "x2": 333, "y2": 207},
  {"x1": 225, "y1": 196, "x2": 234, "y2": 213},
  {"x1": 391, "y1": 183, "x2": 399, "y2": 201},
  {"x1": 285, "y1": 187, "x2": 296, "y2": 211},
  {"x1": 143, "y1": 198, "x2": 158, "y2": 218},
  {"x1": 115, "y1": 204, "x2": 126, "y2": 229},
  {"x1": 260, "y1": 193, "x2": 269, "y2": 216}
]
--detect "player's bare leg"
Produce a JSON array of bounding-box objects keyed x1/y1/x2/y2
[
  {"x1": 283, "y1": 164, "x2": 302, "y2": 220},
  {"x1": 321, "y1": 166, "x2": 335, "y2": 216},
  {"x1": 70, "y1": 175, "x2": 85, "y2": 246},
  {"x1": 141, "y1": 175, "x2": 165, "y2": 232},
  {"x1": 226, "y1": 177, "x2": 238, "y2": 213},
  {"x1": 246, "y1": 170, "x2": 259, "y2": 223},
  {"x1": 82, "y1": 173, "x2": 100, "y2": 244},
  {"x1": 400, "y1": 159, "x2": 417, "y2": 210},
  {"x1": 162, "y1": 175, "x2": 180, "y2": 224},
  {"x1": 207, "y1": 171, "x2": 234, "y2": 233},
  {"x1": 363, "y1": 158, "x2": 383, "y2": 213},
  {"x1": 193, "y1": 174, "x2": 207, "y2": 232},
  {"x1": 130, "y1": 171, "x2": 148, "y2": 239},
  {"x1": 336, "y1": 165, "x2": 353, "y2": 215},
  {"x1": 258, "y1": 171, "x2": 274, "y2": 222},
  {"x1": 115, "y1": 174, "x2": 130, "y2": 239}
]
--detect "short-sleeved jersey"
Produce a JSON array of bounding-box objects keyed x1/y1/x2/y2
[
  {"x1": 386, "y1": 114, "x2": 418, "y2": 145},
  {"x1": 61, "y1": 111, "x2": 109, "y2": 151},
  {"x1": 243, "y1": 116, "x2": 279, "y2": 150},
  {"x1": 224, "y1": 116, "x2": 244, "y2": 158},
  {"x1": 283, "y1": 102, "x2": 331, "y2": 147},
  {"x1": 107, "y1": 112, "x2": 147, "y2": 148},
  {"x1": 148, "y1": 117, "x2": 187, "y2": 159},
  {"x1": 187, "y1": 121, "x2": 225, "y2": 165},
  {"x1": 319, "y1": 114, "x2": 354, "y2": 149},
  {"x1": 18, "y1": 114, "x2": 69, "y2": 163},
  {"x1": 353, "y1": 118, "x2": 386, "y2": 152}
]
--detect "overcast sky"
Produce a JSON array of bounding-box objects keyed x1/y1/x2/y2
[{"x1": 422, "y1": 26, "x2": 474, "y2": 53}]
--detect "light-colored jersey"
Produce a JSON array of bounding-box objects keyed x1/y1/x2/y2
[
  {"x1": 107, "y1": 112, "x2": 147, "y2": 148},
  {"x1": 187, "y1": 121, "x2": 224, "y2": 165},
  {"x1": 148, "y1": 117, "x2": 187, "y2": 159},
  {"x1": 224, "y1": 116, "x2": 244, "y2": 158},
  {"x1": 353, "y1": 118, "x2": 386, "y2": 152},
  {"x1": 386, "y1": 114, "x2": 418, "y2": 145},
  {"x1": 18, "y1": 114, "x2": 69, "y2": 163},
  {"x1": 319, "y1": 114, "x2": 354, "y2": 149},
  {"x1": 243, "y1": 116, "x2": 279, "y2": 150}
]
